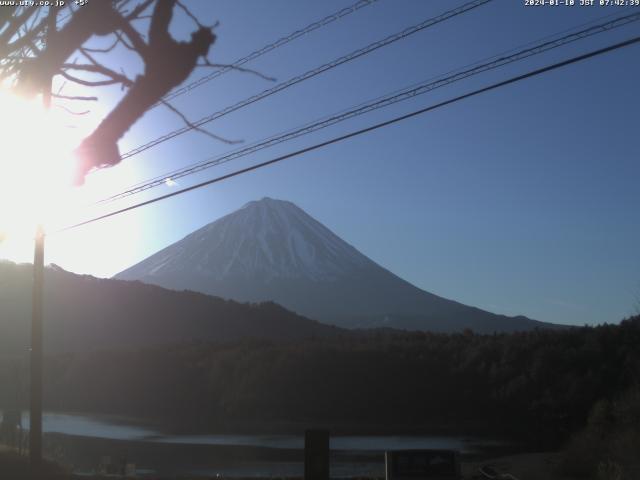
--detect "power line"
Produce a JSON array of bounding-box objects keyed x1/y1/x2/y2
[
  {"x1": 6, "y1": 1, "x2": 374, "y2": 86},
  {"x1": 158, "y1": 0, "x2": 379, "y2": 105},
  {"x1": 120, "y1": 0, "x2": 493, "y2": 160},
  {"x1": 104, "y1": 9, "x2": 640, "y2": 202},
  {"x1": 97, "y1": 10, "x2": 640, "y2": 204},
  {"x1": 58, "y1": 34, "x2": 640, "y2": 233}
]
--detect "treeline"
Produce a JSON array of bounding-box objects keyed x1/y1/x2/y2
[{"x1": 2, "y1": 316, "x2": 639, "y2": 447}]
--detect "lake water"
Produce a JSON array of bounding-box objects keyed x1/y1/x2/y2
[
  {"x1": 20, "y1": 411, "x2": 492, "y2": 452},
  {"x1": 17, "y1": 412, "x2": 501, "y2": 477}
]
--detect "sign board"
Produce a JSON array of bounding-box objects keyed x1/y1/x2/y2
[{"x1": 385, "y1": 449, "x2": 461, "y2": 480}]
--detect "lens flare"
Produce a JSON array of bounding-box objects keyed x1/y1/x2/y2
[{"x1": 0, "y1": 89, "x2": 79, "y2": 241}]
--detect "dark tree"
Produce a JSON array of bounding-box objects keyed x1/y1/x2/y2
[{"x1": 0, "y1": 0, "x2": 226, "y2": 184}]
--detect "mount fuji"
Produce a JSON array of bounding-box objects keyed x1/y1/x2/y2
[{"x1": 115, "y1": 197, "x2": 553, "y2": 333}]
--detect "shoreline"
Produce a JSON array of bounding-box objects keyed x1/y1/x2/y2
[
  {"x1": 38, "y1": 431, "x2": 525, "y2": 478},
  {"x1": 34, "y1": 409, "x2": 523, "y2": 440},
  {"x1": 4, "y1": 432, "x2": 563, "y2": 480}
]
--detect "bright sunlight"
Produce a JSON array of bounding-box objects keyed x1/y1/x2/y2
[{"x1": 0, "y1": 89, "x2": 79, "y2": 251}]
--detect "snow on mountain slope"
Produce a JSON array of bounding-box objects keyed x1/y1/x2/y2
[
  {"x1": 123, "y1": 198, "x2": 371, "y2": 283},
  {"x1": 116, "y1": 198, "x2": 555, "y2": 333}
]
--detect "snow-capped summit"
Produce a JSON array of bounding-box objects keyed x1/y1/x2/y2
[
  {"x1": 121, "y1": 197, "x2": 371, "y2": 283},
  {"x1": 116, "y1": 198, "x2": 553, "y2": 333}
]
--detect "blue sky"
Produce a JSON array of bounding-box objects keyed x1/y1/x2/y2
[{"x1": 4, "y1": 0, "x2": 640, "y2": 326}]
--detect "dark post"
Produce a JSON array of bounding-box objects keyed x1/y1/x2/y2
[
  {"x1": 29, "y1": 5, "x2": 56, "y2": 466},
  {"x1": 29, "y1": 225, "x2": 45, "y2": 465},
  {"x1": 304, "y1": 429, "x2": 329, "y2": 480}
]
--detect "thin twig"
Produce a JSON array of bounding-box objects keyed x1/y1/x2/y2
[
  {"x1": 82, "y1": 35, "x2": 120, "y2": 54},
  {"x1": 125, "y1": 0, "x2": 156, "y2": 21},
  {"x1": 197, "y1": 58, "x2": 276, "y2": 82},
  {"x1": 52, "y1": 92, "x2": 98, "y2": 101},
  {"x1": 59, "y1": 70, "x2": 123, "y2": 87},
  {"x1": 160, "y1": 99, "x2": 242, "y2": 145},
  {"x1": 114, "y1": 30, "x2": 137, "y2": 52},
  {"x1": 55, "y1": 103, "x2": 90, "y2": 115},
  {"x1": 116, "y1": 17, "x2": 148, "y2": 57},
  {"x1": 176, "y1": 0, "x2": 207, "y2": 29},
  {"x1": 61, "y1": 61, "x2": 134, "y2": 87}
]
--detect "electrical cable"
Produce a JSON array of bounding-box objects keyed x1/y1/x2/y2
[
  {"x1": 97, "y1": 9, "x2": 640, "y2": 204},
  {"x1": 57, "y1": 34, "x2": 640, "y2": 233},
  {"x1": 119, "y1": 0, "x2": 494, "y2": 160}
]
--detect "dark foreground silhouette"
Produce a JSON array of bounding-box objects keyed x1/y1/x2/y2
[
  {"x1": 0, "y1": 448, "x2": 70, "y2": 480},
  {"x1": 2, "y1": 317, "x2": 638, "y2": 443},
  {"x1": 1, "y1": 273, "x2": 638, "y2": 478}
]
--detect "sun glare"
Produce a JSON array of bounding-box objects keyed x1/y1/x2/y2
[{"x1": 0, "y1": 89, "x2": 80, "y2": 244}]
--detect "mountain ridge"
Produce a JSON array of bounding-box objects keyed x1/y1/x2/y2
[{"x1": 0, "y1": 260, "x2": 341, "y2": 354}]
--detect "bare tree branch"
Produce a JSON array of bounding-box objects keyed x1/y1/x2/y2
[
  {"x1": 114, "y1": 30, "x2": 138, "y2": 52},
  {"x1": 176, "y1": 0, "x2": 208, "y2": 29},
  {"x1": 74, "y1": 0, "x2": 217, "y2": 183},
  {"x1": 75, "y1": 47, "x2": 135, "y2": 87},
  {"x1": 0, "y1": 6, "x2": 18, "y2": 33},
  {"x1": 1, "y1": 1, "x2": 223, "y2": 184},
  {"x1": 55, "y1": 103, "x2": 90, "y2": 116},
  {"x1": 15, "y1": 2, "x2": 122, "y2": 97},
  {"x1": 197, "y1": 58, "x2": 276, "y2": 82},
  {"x1": 82, "y1": 35, "x2": 120, "y2": 54},
  {"x1": 61, "y1": 62, "x2": 134, "y2": 87},
  {"x1": 117, "y1": 16, "x2": 149, "y2": 58},
  {"x1": 125, "y1": 0, "x2": 156, "y2": 21},
  {"x1": 42, "y1": 4, "x2": 58, "y2": 108},
  {"x1": 0, "y1": 6, "x2": 37, "y2": 50},
  {"x1": 59, "y1": 70, "x2": 122, "y2": 88},
  {"x1": 160, "y1": 100, "x2": 241, "y2": 145},
  {"x1": 52, "y1": 93, "x2": 98, "y2": 101}
]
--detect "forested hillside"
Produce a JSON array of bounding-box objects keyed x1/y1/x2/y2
[
  {"x1": 2, "y1": 316, "x2": 636, "y2": 447},
  {"x1": 0, "y1": 261, "x2": 341, "y2": 355}
]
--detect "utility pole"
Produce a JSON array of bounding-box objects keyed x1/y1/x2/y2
[
  {"x1": 29, "y1": 225, "x2": 45, "y2": 465},
  {"x1": 304, "y1": 429, "x2": 330, "y2": 480},
  {"x1": 30, "y1": 6, "x2": 56, "y2": 466}
]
